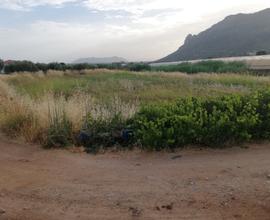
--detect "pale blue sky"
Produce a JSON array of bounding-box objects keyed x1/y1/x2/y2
[{"x1": 0, "y1": 0, "x2": 269, "y2": 62}]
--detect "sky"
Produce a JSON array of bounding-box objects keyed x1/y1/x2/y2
[{"x1": 0, "y1": 0, "x2": 269, "y2": 62}]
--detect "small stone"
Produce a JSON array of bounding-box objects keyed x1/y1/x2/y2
[
  {"x1": 129, "y1": 207, "x2": 142, "y2": 217},
  {"x1": 161, "y1": 203, "x2": 174, "y2": 210},
  {"x1": 18, "y1": 159, "x2": 30, "y2": 163},
  {"x1": 0, "y1": 208, "x2": 6, "y2": 215},
  {"x1": 166, "y1": 203, "x2": 173, "y2": 210},
  {"x1": 171, "y1": 155, "x2": 182, "y2": 160},
  {"x1": 267, "y1": 174, "x2": 270, "y2": 179},
  {"x1": 233, "y1": 214, "x2": 242, "y2": 218},
  {"x1": 221, "y1": 202, "x2": 229, "y2": 207}
]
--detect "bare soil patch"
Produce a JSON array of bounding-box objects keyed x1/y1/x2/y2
[{"x1": 0, "y1": 136, "x2": 270, "y2": 220}]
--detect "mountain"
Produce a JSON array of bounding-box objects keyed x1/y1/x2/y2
[
  {"x1": 158, "y1": 8, "x2": 270, "y2": 62},
  {"x1": 73, "y1": 56, "x2": 128, "y2": 64}
]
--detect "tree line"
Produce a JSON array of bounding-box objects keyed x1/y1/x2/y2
[{"x1": 0, "y1": 59, "x2": 151, "y2": 74}]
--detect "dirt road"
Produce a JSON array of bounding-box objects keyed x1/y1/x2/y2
[{"x1": 0, "y1": 135, "x2": 270, "y2": 220}]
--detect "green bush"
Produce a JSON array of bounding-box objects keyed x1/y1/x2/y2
[
  {"x1": 200, "y1": 95, "x2": 259, "y2": 145},
  {"x1": 132, "y1": 91, "x2": 270, "y2": 150},
  {"x1": 253, "y1": 90, "x2": 270, "y2": 138}
]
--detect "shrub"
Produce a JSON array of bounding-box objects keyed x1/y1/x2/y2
[
  {"x1": 199, "y1": 95, "x2": 259, "y2": 145},
  {"x1": 253, "y1": 90, "x2": 270, "y2": 138},
  {"x1": 45, "y1": 108, "x2": 73, "y2": 148},
  {"x1": 132, "y1": 92, "x2": 266, "y2": 150},
  {"x1": 78, "y1": 113, "x2": 129, "y2": 153},
  {"x1": 131, "y1": 99, "x2": 201, "y2": 150}
]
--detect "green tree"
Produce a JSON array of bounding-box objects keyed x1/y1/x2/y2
[
  {"x1": 4, "y1": 61, "x2": 39, "y2": 74},
  {"x1": 126, "y1": 63, "x2": 151, "y2": 72},
  {"x1": 47, "y1": 62, "x2": 69, "y2": 71},
  {"x1": 36, "y1": 63, "x2": 49, "y2": 72},
  {"x1": 0, "y1": 59, "x2": 4, "y2": 72},
  {"x1": 256, "y1": 50, "x2": 268, "y2": 56}
]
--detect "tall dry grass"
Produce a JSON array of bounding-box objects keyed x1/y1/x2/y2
[{"x1": 0, "y1": 75, "x2": 138, "y2": 145}]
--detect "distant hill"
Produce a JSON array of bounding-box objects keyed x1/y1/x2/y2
[
  {"x1": 73, "y1": 56, "x2": 127, "y2": 64},
  {"x1": 158, "y1": 8, "x2": 270, "y2": 62}
]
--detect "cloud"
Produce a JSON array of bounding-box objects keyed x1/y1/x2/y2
[
  {"x1": 0, "y1": 18, "x2": 187, "y2": 62},
  {"x1": 0, "y1": 20, "x2": 155, "y2": 62},
  {"x1": 0, "y1": 0, "x2": 77, "y2": 10},
  {"x1": 0, "y1": 0, "x2": 269, "y2": 62},
  {"x1": 84, "y1": 0, "x2": 270, "y2": 28}
]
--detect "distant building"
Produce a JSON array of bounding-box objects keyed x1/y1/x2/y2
[
  {"x1": 4, "y1": 60, "x2": 15, "y2": 65},
  {"x1": 247, "y1": 52, "x2": 257, "y2": 56}
]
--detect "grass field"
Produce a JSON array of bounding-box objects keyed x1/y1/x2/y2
[
  {"x1": 4, "y1": 70, "x2": 270, "y2": 101},
  {"x1": 1, "y1": 69, "x2": 270, "y2": 149}
]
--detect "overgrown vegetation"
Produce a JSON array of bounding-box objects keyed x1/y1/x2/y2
[
  {"x1": 7, "y1": 70, "x2": 270, "y2": 103},
  {"x1": 1, "y1": 70, "x2": 270, "y2": 152}
]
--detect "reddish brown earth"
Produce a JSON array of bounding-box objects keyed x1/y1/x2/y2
[{"x1": 0, "y1": 135, "x2": 270, "y2": 220}]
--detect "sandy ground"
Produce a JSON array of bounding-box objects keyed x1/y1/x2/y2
[{"x1": 0, "y1": 135, "x2": 270, "y2": 220}]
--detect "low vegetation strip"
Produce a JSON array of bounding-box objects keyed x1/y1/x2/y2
[
  {"x1": 151, "y1": 61, "x2": 248, "y2": 73},
  {"x1": 0, "y1": 59, "x2": 250, "y2": 74},
  {"x1": 5, "y1": 70, "x2": 270, "y2": 102},
  {"x1": 1, "y1": 71, "x2": 270, "y2": 152}
]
